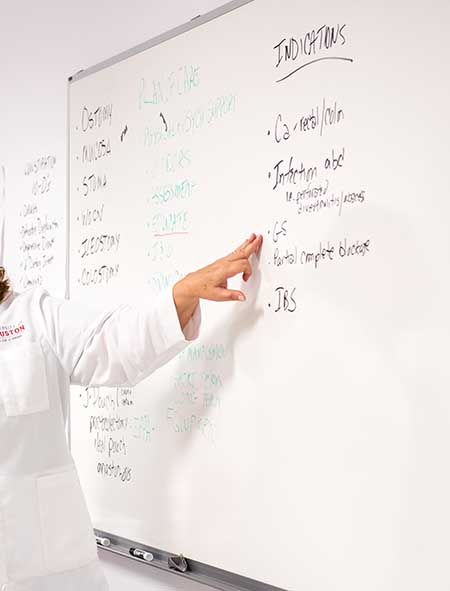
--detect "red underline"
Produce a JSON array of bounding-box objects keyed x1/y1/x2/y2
[{"x1": 153, "y1": 232, "x2": 190, "y2": 237}]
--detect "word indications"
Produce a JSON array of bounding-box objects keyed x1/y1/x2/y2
[
  {"x1": 273, "y1": 23, "x2": 353, "y2": 83},
  {"x1": 75, "y1": 102, "x2": 120, "y2": 287},
  {"x1": 18, "y1": 155, "x2": 60, "y2": 289}
]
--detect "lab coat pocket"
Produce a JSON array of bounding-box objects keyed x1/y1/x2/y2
[
  {"x1": 0, "y1": 340, "x2": 50, "y2": 416},
  {"x1": 36, "y1": 466, "x2": 98, "y2": 573}
]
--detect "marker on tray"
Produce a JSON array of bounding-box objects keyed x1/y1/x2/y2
[{"x1": 129, "y1": 547, "x2": 154, "y2": 562}]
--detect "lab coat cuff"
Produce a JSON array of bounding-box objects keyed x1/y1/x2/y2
[
  {"x1": 182, "y1": 298, "x2": 202, "y2": 341},
  {"x1": 155, "y1": 284, "x2": 201, "y2": 347}
]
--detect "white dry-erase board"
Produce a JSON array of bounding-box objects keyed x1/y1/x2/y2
[{"x1": 68, "y1": 1, "x2": 450, "y2": 590}]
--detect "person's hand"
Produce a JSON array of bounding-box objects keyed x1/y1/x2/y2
[{"x1": 173, "y1": 233, "x2": 263, "y2": 330}]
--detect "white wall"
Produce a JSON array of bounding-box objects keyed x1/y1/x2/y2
[{"x1": 0, "y1": 1, "x2": 224, "y2": 589}]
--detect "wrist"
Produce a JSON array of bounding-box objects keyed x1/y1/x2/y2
[
  {"x1": 173, "y1": 274, "x2": 197, "y2": 305},
  {"x1": 173, "y1": 276, "x2": 199, "y2": 331}
]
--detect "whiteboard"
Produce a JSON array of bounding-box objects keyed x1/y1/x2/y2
[
  {"x1": 68, "y1": 1, "x2": 450, "y2": 589},
  {"x1": 2, "y1": 154, "x2": 65, "y2": 293}
]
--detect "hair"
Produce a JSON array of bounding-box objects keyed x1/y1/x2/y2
[{"x1": 0, "y1": 267, "x2": 11, "y2": 304}]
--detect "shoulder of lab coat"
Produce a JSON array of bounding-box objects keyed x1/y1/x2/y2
[{"x1": 32, "y1": 285, "x2": 201, "y2": 388}]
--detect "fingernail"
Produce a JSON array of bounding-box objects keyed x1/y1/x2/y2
[{"x1": 238, "y1": 294, "x2": 245, "y2": 301}]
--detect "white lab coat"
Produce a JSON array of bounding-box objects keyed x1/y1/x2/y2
[{"x1": 0, "y1": 286, "x2": 201, "y2": 590}]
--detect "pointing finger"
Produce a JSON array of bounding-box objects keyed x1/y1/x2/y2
[
  {"x1": 238, "y1": 234, "x2": 263, "y2": 260},
  {"x1": 227, "y1": 233, "x2": 256, "y2": 259},
  {"x1": 228, "y1": 233, "x2": 262, "y2": 261}
]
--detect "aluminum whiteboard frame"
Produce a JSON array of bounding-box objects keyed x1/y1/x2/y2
[
  {"x1": 68, "y1": 0, "x2": 255, "y2": 83},
  {"x1": 67, "y1": 1, "x2": 287, "y2": 590}
]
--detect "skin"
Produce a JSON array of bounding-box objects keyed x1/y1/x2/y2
[{"x1": 173, "y1": 233, "x2": 263, "y2": 331}]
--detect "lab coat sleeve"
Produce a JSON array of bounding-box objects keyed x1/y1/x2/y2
[{"x1": 36, "y1": 286, "x2": 201, "y2": 387}]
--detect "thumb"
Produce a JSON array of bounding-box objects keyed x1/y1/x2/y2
[{"x1": 211, "y1": 287, "x2": 246, "y2": 302}]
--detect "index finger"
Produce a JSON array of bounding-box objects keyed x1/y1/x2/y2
[{"x1": 228, "y1": 233, "x2": 263, "y2": 261}]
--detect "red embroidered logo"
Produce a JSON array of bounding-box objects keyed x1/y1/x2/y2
[{"x1": 0, "y1": 322, "x2": 26, "y2": 342}]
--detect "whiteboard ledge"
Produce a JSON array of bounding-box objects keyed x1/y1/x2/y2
[{"x1": 95, "y1": 529, "x2": 288, "y2": 591}]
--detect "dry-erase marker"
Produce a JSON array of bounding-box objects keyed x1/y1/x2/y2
[
  {"x1": 129, "y1": 547, "x2": 154, "y2": 562},
  {"x1": 95, "y1": 536, "x2": 111, "y2": 547}
]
